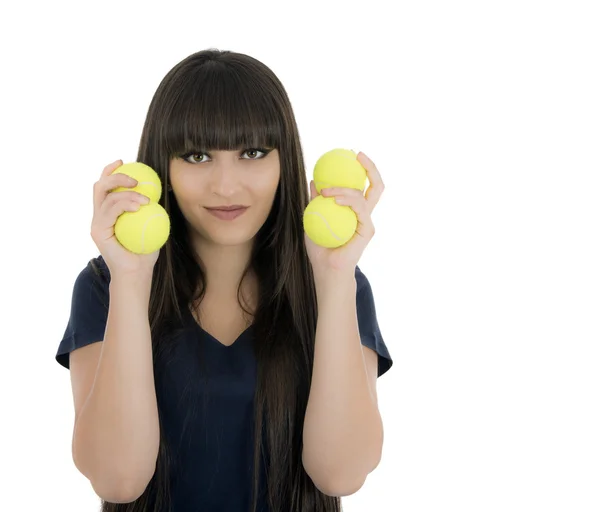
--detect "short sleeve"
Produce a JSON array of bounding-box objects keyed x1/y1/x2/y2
[
  {"x1": 55, "y1": 256, "x2": 111, "y2": 370},
  {"x1": 355, "y1": 265, "x2": 393, "y2": 377}
]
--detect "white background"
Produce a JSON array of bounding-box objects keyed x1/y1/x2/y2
[{"x1": 1, "y1": 0, "x2": 599, "y2": 510}]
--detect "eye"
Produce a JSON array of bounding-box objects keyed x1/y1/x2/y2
[
  {"x1": 182, "y1": 152, "x2": 207, "y2": 164},
  {"x1": 180, "y1": 148, "x2": 272, "y2": 164},
  {"x1": 243, "y1": 148, "x2": 268, "y2": 160}
]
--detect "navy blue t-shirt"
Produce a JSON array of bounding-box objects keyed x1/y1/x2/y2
[{"x1": 56, "y1": 256, "x2": 393, "y2": 511}]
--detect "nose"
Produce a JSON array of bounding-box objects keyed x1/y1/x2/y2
[{"x1": 208, "y1": 160, "x2": 240, "y2": 197}]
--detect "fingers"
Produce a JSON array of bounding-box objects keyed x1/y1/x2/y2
[
  {"x1": 321, "y1": 186, "x2": 375, "y2": 239},
  {"x1": 309, "y1": 179, "x2": 318, "y2": 200},
  {"x1": 322, "y1": 187, "x2": 369, "y2": 217},
  {"x1": 356, "y1": 152, "x2": 384, "y2": 210},
  {"x1": 321, "y1": 187, "x2": 365, "y2": 204},
  {"x1": 91, "y1": 156, "x2": 150, "y2": 231},
  {"x1": 101, "y1": 159, "x2": 124, "y2": 178},
  {"x1": 105, "y1": 191, "x2": 147, "y2": 219},
  {"x1": 100, "y1": 190, "x2": 150, "y2": 219},
  {"x1": 93, "y1": 164, "x2": 138, "y2": 213},
  {"x1": 91, "y1": 190, "x2": 149, "y2": 242}
]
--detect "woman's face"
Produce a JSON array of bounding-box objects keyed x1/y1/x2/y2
[{"x1": 169, "y1": 147, "x2": 280, "y2": 247}]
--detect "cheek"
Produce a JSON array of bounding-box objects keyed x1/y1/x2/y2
[
  {"x1": 250, "y1": 169, "x2": 280, "y2": 196},
  {"x1": 173, "y1": 174, "x2": 208, "y2": 201},
  {"x1": 252, "y1": 184, "x2": 278, "y2": 208}
]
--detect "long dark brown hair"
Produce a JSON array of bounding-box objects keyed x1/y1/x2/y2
[{"x1": 97, "y1": 49, "x2": 341, "y2": 511}]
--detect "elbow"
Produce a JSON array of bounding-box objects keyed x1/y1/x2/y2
[
  {"x1": 303, "y1": 455, "x2": 369, "y2": 498},
  {"x1": 302, "y1": 442, "x2": 382, "y2": 497},
  {"x1": 302, "y1": 419, "x2": 384, "y2": 497},
  {"x1": 368, "y1": 436, "x2": 383, "y2": 473},
  {"x1": 91, "y1": 475, "x2": 151, "y2": 504},
  {"x1": 72, "y1": 435, "x2": 156, "y2": 504},
  {"x1": 326, "y1": 474, "x2": 368, "y2": 497},
  {"x1": 310, "y1": 469, "x2": 368, "y2": 497},
  {"x1": 74, "y1": 453, "x2": 154, "y2": 504}
]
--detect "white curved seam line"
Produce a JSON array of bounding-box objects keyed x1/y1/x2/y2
[
  {"x1": 141, "y1": 214, "x2": 166, "y2": 252},
  {"x1": 305, "y1": 212, "x2": 343, "y2": 241}
]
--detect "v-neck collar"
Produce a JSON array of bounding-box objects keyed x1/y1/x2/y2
[{"x1": 184, "y1": 305, "x2": 254, "y2": 348}]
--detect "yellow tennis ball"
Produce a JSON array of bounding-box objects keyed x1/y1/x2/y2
[
  {"x1": 303, "y1": 195, "x2": 357, "y2": 248},
  {"x1": 110, "y1": 162, "x2": 162, "y2": 203},
  {"x1": 114, "y1": 202, "x2": 171, "y2": 254},
  {"x1": 313, "y1": 148, "x2": 367, "y2": 194}
]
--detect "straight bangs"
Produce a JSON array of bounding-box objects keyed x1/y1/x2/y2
[{"x1": 161, "y1": 64, "x2": 284, "y2": 158}]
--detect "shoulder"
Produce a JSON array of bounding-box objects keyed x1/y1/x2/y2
[
  {"x1": 353, "y1": 264, "x2": 378, "y2": 314},
  {"x1": 354, "y1": 265, "x2": 375, "y2": 299},
  {"x1": 77, "y1": 255, "x2": 111, "y2": 287},
  {"x1": 71, "y1": 255, "x2": 111, "y2": 302},
  {"x1": 353, "y1": 265, "x2": 393, "y2": 376},
  {"x1": 88, "y1": 255, "x2": 111, "y2": 282},
  {"x1": 354, "y1": 265, "x2": 368, "y2": 286}
]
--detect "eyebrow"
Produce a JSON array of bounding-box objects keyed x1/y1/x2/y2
[{"x1": 196, "y1": 147, "x2": 274, "y2": 155}]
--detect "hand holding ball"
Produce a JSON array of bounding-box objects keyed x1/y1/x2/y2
[
  {"x1": 313, "y1": 148, "x2": 367, "y2": 194},
  {"x1": 304, "y1": 195, "x2": 358, "y2": 248},
  {"x1": 110, "y1": 162, "x2": 171, "y2": 254},
  {"x1": 111, "y1": 161, "x2": 163, "y2": 203},
  {"x1": 114, "y1": 202, "x2": 171, "y2": 254},
  {"x1": 303, "y1": 149, "x2": 366, "y2": 248}
]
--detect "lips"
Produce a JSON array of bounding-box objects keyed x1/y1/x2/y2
[
  {"x1": 205, "y1": 206, "x2": 248, "y2": 220},
  {"x1": 205, "y1": 205, "x2": 248, "y2": 211}
]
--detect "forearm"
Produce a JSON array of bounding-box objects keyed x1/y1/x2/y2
[
  {"x1": 302, "y1": 273, "x2": 383, "y2": 492},
  {"x1": 73, "y1": 274, "x2": 159, "y2": 496}
]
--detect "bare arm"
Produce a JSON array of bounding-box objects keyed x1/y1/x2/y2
[
  {"x1": 70, "y1": 272, "x2": 159, "y2": 503},
  {"x1": 302, "y1": 273, "x2": 383, "y2": 497}
]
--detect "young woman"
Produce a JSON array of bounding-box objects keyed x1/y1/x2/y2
[{"x1": 55, "y1": 49, "x2": 393, "y2": 512}]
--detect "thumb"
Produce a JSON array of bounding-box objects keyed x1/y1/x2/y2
[{"x1": 309, "y1": 180, "x2": 318, "y2": 201}]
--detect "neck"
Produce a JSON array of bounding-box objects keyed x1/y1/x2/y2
[{"x1": 192, "y1": 237, "x2": 256, "y2": 299}]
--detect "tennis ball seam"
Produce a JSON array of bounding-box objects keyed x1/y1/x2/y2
[
  {"x1": 137, "y1": 181, "x2": 161, "y2": 191},
  {"x1": 141, "y1": 213, "x2": 168, "y2": 253},
  {"x1": 304, "y1": 212, "x2": 344, "y2": 241},
  {"x1": 314, "y1": 180, "x2": 333, "y2": 189}
]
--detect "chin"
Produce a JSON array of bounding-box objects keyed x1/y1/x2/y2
[
  {"x1": 195, "y1": 223, "x2": 260, "y2": 247},
  {"x1": 198, "y1": 209, "x2": 267, "y2": 246},
  {"x1": 206, "y1": 233, "x2": 256, "y2": 246}
]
